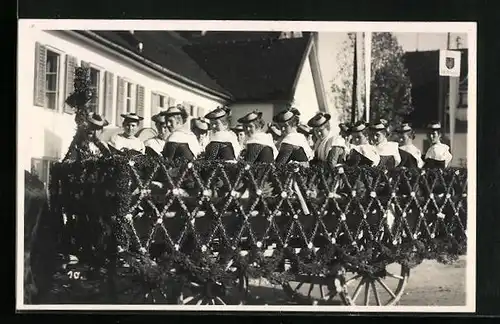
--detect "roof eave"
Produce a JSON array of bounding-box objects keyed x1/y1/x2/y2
[{"x1": 69, "y1": 30, "x2": 233, "y2": 101}]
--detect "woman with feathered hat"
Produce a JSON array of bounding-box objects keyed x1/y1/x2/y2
[
  {"x1": 108, "y1": 112, "x2": 146, "y2": 154},
  {"x1": 423, "y1": 122, "x2": 453, "y2": 169},
  {"x1": 307, "y1": 112, "x2": 347, "y2": 168},
  {"x1": 273, "y1": 107, "x2": 313, "y2": 166},
  {"x1": 345, "y1": 121, "x2": 380, "y2": 167},
  {"x1": 161, "y1": 105, "x2": 201, "y2": 162},
  {"x1": 191, "y1": 117, "x2": 211, "y2": 152},
  {"x1": 395, "y1": 122, "x2": 424, "y2": 168},
  {"x1": 368, "y1": 119, "x2": 401, "y2": 169},
  {"x1": 237, "y1": 110, "x2": 278, "y2": 163},
  {"x1": 65, "y1": 112, "x2": 111, "y2": 161},
  {"x1": 204, "y1": 106, "x2": 241, "y2": 161},
  {"x1": 144, "y1": 113, "x2": 169, "y2": 156}
]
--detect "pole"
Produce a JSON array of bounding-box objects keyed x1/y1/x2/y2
[
  {"x1": 356, "y1": 32, "x2": 363, "y2": 121},
  {"x1": 351, "y1": 33, "x2": 358, "y2": 124},
  {"x1": 364, "y1": 32, "x2": 372, "y2": 123}
]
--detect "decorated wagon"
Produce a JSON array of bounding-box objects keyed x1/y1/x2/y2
[
  {"x1": 29, "y1": 151, "x2": 467, "y2": 306},
  {"x1": 27, "y1": 67, "x2": 468, "y2": 307}
]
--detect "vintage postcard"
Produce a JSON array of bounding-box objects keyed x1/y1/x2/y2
[{"x1": 17, "y1": 20, "x2": 476, "y2": 312}]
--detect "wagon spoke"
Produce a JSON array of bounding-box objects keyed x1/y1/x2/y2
[
  {"x1": 307, "y1": 284, "x2": 314, "y2": 297},
  {"x1": 371, "y1": 281, "x2": 381, "y2": 306},
  {"x1": 215, "y1": 296, "x2": 226, "y2": 305},
  {"x1": 319, "y1": 285, "x2": 326, "y2": 300},
  {"x1": 352, "y1": 278, "x2": 365, "y2": 302},
  {"x1": 295, "y1": 282, "x2": 304, "y2": 291},
  {"x1": 196, "y1": 297, "x2": 204, "y2": 305},
  {"x1": 364, "y1": 280, "x2": 370, "y2": 306},
  {"x1": 386, "y1": 272, "x2": 404, "y2": 280},
  {"x1": 182, "y1": 294, "x2": 197, "y2": 304},
  {"x1": 345, "y1": 274, "x2": 362, "y2": 285},
  {"x1": 376, "y1": 278, "x2": 396, "y2": 298}
]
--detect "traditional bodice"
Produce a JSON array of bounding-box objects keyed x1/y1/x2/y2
[
  {"x1": 275, "y1": 132, "x2": 313, "y2": 165},
  {"x1": 162, "y1": 129, "x2": 200, "y2": 162},
  {"x1": 205, "y1": 130, "x2": 241, "y2": 161},
  {"x1": 375, "y1": 141, "x2": 400, "y2": 169},
  {"x1": 144, "y1": 136, "x2": 166, "y2": 156},
  {"x1": 109, "y1": 133, "x2": 145, "y2": 154},
  {"x1": 399, "y1": 144, "x2": 424, "y2": 168},
  {"x1": 346, "y1": 144, "x2": 380, "y2": 167},
  {"x1": 424, "y1": 143, "x2": 453, "y2": 169},
  {"x1": 242, "y1": 132, "x2": 278, "y2": 163}
]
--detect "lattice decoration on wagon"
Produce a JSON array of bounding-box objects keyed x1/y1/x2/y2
[{"x1": 48, "y1": 156, "x2": 468, "y2": 305}]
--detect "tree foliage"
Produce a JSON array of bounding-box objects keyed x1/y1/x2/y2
[{"x1": 331, "y1": 32, "x2": 413, "y2": 129}]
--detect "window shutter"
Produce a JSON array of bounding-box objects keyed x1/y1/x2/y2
[
  {"x1": 116, "y1": 77, "x2": 125, "y2": 127},
  {"x1": 135, "y1": 84, "x2": 145, "y2": 127},
  {"x1": 104, "y1": 71, "x2": 114, "y2": 123},
  {"x1": 63, "y1": 55, "x2": 78, "y2": 114},
  {"x1": 33, "y1": 42, "x2": 47, "y2": 107},
  {"x1": 151, "y1": 92, "x2": 159, "y2": 118}
]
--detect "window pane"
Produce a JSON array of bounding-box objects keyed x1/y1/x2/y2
[
  {"x1": 126, "y1": 98, "x2": 131, "y2": 112},
  {"x1": 90, "y1": 68, "x2": 100, "y2": 87},
  {"x1": 46, "y1": 51, "x2": 59, "y2": 73},
  {"x1": 127, "y1": 82, "x2": 132, "y2": 97},
  {"x1": 46, "y1": 73, "x2": 58, "y2": 91},
  {"x1": 46, "y1": 93, "x2": 57, "y2": 109},
  {"x1": 159, "y1": 95, "x2": 165, "y2": 108}
]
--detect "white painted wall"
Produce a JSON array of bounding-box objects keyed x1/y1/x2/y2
[
  {"x1": 292, "y1": 56, "x2": 320, "y2": 125},
  {"x1": 17, "y1": 27, "x2": 225, "y2": 171}
]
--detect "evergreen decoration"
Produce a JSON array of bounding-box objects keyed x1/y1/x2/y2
[
  {"x1": 42, "y1": 153, "x2": 467, "y2": 304},
  {"x1": 62, "y1": 66, "x2": 97, "y2": 163}
]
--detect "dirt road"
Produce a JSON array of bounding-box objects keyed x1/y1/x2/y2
[{"x1": 245, "y1": 256, "x2": 467, "y2": 306}]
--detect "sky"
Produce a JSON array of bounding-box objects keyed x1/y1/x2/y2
[{"x1": 315, "y1": 32, "x2": 469, "y2": 116}]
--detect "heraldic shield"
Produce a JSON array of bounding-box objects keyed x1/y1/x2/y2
[{"x1": 446, "y1": 57, "x2": 455, "y2": 69}]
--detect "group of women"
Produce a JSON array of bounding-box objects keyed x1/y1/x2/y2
[{"x1": 69, "y1": 104, "x2": 453, "y2": 170}]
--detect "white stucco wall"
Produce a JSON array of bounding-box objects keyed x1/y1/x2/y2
[{"x1": 17, "y1": 27, "x2": 225, "y2": 171}]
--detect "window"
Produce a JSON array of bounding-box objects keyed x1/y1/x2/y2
[
  {"x1": 125, "y1": 81, "x2": 134, "y2": 113},
  {"x1": 159, "y1": 95, "x2": 166, "y2": 109},
  {"x1": 45, "y1": 50, "x2": 60, "y2": 110},
  {"x1": 31, "y1": 158, "x2": 57, "y2": 190},
  {"x1": 458, "y1": 89, "x2": 468, "y2": 107},
  {"x1": 88, "y1": 67, "x2": 101, "y2": 113}
]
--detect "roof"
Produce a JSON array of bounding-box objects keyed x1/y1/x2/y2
[
  {"x1": 183, "y1": 34, "x2": 313, "y2": 102},
  {"x1": 82, "y1": 31, "x2": 313, "y2": 103},
  {"x1": 84, "y1": 31, "x2": 232, "y2": 97}
]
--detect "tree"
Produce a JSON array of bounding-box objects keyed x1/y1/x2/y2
[{"x1": 331, "y1": 32, "x2": 413, "y2": 130}]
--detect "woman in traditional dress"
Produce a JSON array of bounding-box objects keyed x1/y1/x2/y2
[
  {"x1": 273, "y1": 107, "x2": 314, "y2": 166},
  {"x1": 423, "y1": 122, "x2": 453, "y2": 169},
  {"x1": 191, "y1": 117, "x2": 210, "y2": 152},
  {"x1": 144, "y1": 113, "x2": 168, "y2": 156},
  {"x1": 369, "y1": 119, "x2": 401, "y2": 169},
  {"x1": 108, "y1": 112, "x2": 146, "y2": 154},
  {"x1": 297, "y1": 123, "x2": 315, "y2": 149},
  {"x1": 238, "y1": 111, "x2": 278, "y2": 163},
  {"x1": 266, "y1": 123, "x2": 283, "y2": 148},
  {"x1": 396, "y1": 122, "x2": 424, "y2": 168},
  {"x1": 65, "y1": 112, "x2": 111, "y2": 161},
  {"x1": 161, "y1": 105, "x2": 201, "y2": 162},
  {"x1": 307, "y1": 112, "x2": 347, "y2": 168},
  {"x1": 231, "y1": 124, "x2": 246, "y2": 148},
  {"x1": 346, "y1": 121, "x2": 380, "y2": 167},
  {"x1": 204, "y1": 106, "x2": 241, "y2": 161}
]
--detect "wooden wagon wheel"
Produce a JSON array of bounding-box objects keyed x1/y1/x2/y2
[
  {"x1": 338, "y1": 263, "x2": 410, "y2": 306},
  {"x1": 281, "y1": 274, "x2": 342, "y2": 305},
  {"x1": 177, "y1": 271, "x2": 248, "y2": 305}
]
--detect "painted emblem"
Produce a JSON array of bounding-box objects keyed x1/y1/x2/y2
[{"x1": 445, "y1": 57, "x2": 455, "y2": 70}]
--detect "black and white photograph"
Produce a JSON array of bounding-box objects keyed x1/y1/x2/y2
[{"x1": 17, "y1": 21, "x2": 476, "y2": 312}]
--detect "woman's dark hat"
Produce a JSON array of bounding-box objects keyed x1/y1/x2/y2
[
  {"x1": 151, "y1": 113, "x2": 167, "y2": 124},
  {"x1": 427, "y1": 121, "x2": 442, "y2": 131},
  {"x1": 267, "y1": 123, "x2": 282, "y2": 137},
  {"x1": 350, "y1": 121, "x2": 368, "y2": 133},
  {"x1": 297, "y1": 124, "x2": 312, "y2": 136},
  {"x1": 87, "y1": 112, "x2": 109, "y2": 128},
  {"x1": 237, "y1": 111, "x2": 262, "y2": 124},
  {"x1": 307, "y1": 112, "x2": 331, "y2": 128},
  {"x1": 231, "y1": 124, "x2": 245, "y2": 133},
  {"x1": 396, "y1": 122, "x2": 413, "y2": 133},
  {"x1": 191, "y1": 117, "x2": 210, "y2": 132},
  {"x1": 161, "y1": 105, "x2": 188, "y2": 119},
  {"x1": 339, "y1": 122, "x2": 350, "y2": 133},
  {"x1": 205, "y1": 106, "x2": 230, "y2": 120},
  {"x1": 120, "y1": 112, "x2": 144, "y2": 122},
  {"x1": 369, "y1": 118, "x2": 389, "y2": 131},
  {"x1": 273, "y1": 107, "x2": 300, "y2": 123}
]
